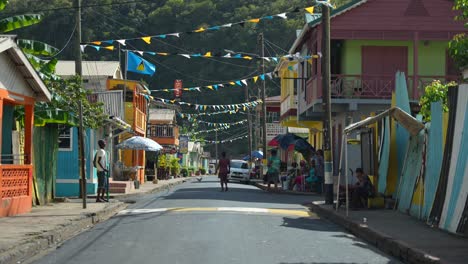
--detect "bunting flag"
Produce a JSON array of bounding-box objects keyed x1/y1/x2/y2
[
  {"x1": 151, "y1": 97, "x2": 263, "y2": 111},
  {"x1": 179, "y1": 109, "x2": 244, "y2": 119},
  {"x1": 204, "y1": 135, "x2": 249, "y2": 144},
  {"x1": 81, "y1": 47, "x2": 320, "y2": 63},
  {"x1": 81, "y1": 3, "x2": 335, "y2": 46},
  {"x1": 183, "y1": 125, "x2": 239, "y2": 136},
  {"x1": 150, "y1": 72, "x2": 279, "y2": 93},
  {"x1": 198, "y1": 119, "x2": 247, "y2": 127}
]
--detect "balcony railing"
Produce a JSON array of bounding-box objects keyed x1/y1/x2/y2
[
  {"x1": 1, "y1": 165, "x2": 32, "y2": 198},
  {"x1": 147, "y1": 124, "x2": 178, "y2": 138},
  {"x1": 307, "y1": 74, "x2": 459, "y2": 102}
]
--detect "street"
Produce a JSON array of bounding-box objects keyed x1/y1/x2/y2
[{"x1": 33, "y1": 176, "x2": 400, "y2": 264}]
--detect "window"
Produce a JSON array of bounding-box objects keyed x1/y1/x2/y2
[
  {"x1": 58, "y1": 125, "x2": 73, "y2": 151},
  {"x1": 231, "y1": 161, "x2": 248, "y2": 169}
]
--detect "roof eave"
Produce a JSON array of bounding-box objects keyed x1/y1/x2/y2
[{"x1": 0, "y1": 35, "x2": 51, "y2": 102}]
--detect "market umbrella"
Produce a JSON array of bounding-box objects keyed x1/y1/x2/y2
[
  {"x1": 115, "y1": 136, "x2": 163, "y2": 186},
  {"x1": 242, "y1": 151, "x2": 264, "y2": 161},
  {"x1": 278, "y1": 133, "x2": 304, "y2": 149},
  {"x1": 116, "y1": 136, "x2": 163, "y2": 151}
]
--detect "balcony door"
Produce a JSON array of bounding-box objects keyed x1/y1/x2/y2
[{"x1": 361, "y1": 46, "x2": 408, "y2": 98}]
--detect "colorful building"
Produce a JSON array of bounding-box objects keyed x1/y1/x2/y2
[
  {"x1": 280, "y1": 0, "x2": 466, "y2": 174},
  {"x1": 0, "y1": 35, "x2": 51, "y2": 216},
  {"x1": 54, "y1": 61, "x2": 126, "y2": 197},
  {"x1": 107, "y1": 79, "x2": 149, "y2": 184}
]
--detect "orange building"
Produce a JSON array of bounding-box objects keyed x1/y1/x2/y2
[
  {"x1": 147, "y1": 109, "x2": 179, "y2": 152},
  {"x1": 0, "y1": 36, "x2": 51, "y2": 216},
  {"x1": 107, "y1": 79, "x2": 149, "y2": 183}
]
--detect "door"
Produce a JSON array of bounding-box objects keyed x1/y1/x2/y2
[{"x1": 362, "y1": 46, "x2": 408, "y2": 98}]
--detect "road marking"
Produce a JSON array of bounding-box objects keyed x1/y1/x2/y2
[{"x1": 117, "y1": 207, "x2": 316, "y2": 217}]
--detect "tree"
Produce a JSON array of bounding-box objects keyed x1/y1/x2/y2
[
  {"x1": 419, "y1": 80, "x2": 457, "y2": 122},
  {"x1": 449, "y1": 0, "x2": 468, "y2": 69}
]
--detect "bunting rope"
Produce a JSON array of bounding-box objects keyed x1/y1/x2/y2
[
  {"x1": 198, "y1": 119, "x2": 247, "y2": 127},
  {"x1": 182, "y1": 123, "x2": 247, "y2": 136},
  {"x1": 146, "y1": 96, "x2": 263, "y2": 111},
  {"x1": 204, "y1": 134, "x2": 249, "y2": 144},
  {"x1": 151, "y1": 72, "x2": 276, "y2": 93},
  {"x1": 179, "y1": 110, "x2": 245, "y2": 119},
  {"x1": 82, "y1": 47, "x2": 320, "y2": 63},
  {"x1": 80, "y1": 1, "x2": 334, "y2": 47}
]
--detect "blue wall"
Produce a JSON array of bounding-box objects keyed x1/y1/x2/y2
[{"x1": 56, "y1": 128, "x2": 97, "y2": 197}]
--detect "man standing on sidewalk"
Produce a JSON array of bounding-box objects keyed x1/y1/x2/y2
[{"x1": 94, "y1": 139, "x2": 108, "y2": 202}]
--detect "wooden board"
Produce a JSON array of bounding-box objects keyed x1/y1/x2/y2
[
  {"x1": 422, "y1": 101, "x2": 444, "y2": 220},
  {"x1": 377, "y1": 117, "x2": 390, "y2": 194},
  {"x1": 439, "y1": 86, "x2": 468, "y2": 233}
]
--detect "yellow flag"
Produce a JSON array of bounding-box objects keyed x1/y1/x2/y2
[
  {"x1": 253, "y1": 76, "x2": 259, "y2": 83},
  {"x1": 92, "y1": 41, "x2": 102, "y2": 45},
  {"x1": 308, "y1": 58, "x2": 313, "y2": 65},
  {"x1": 170, "y1": 100, "x2": 176, "y2": 104},
  {"x1": 207, "y1": 85, "x2": 213, "y2": 90},
  {"x1": 204, "y1": 52, "x2": 212, "y2": 57},
  {"x1": 142, "y1": 37, "x2": 151, "y2": 44},
  {"x1": 204, "y1": 105, "x2": 207, "y2": 110},
  {"x1": 243, "y1": 56, "x2": 253, "y2": 60},
  {"x1": 229, "y1": 82, "x2": 236, "y2": 86},
  {"x1": 104, "y1": 46, "x2": 114, "y2": 51},
  {"x1": 163, "y1": 89, "x2": 169, "y2": 92},
  {"x1": 195, "y1": 27, "x2": 205, "y2": 32},
  {"x1": 158, "y1": 53, "x2": 169, "y2": 56},
  {"x1": 248, "y1": 18, "x2": 260, "y2": 23},
  {"x1": 305, "y1": 6, "x2": 315, "y2": 14}
]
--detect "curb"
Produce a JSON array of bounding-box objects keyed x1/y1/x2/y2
[
  {"x1": 253, "y1": 182, "x2": 320, "y2": 196},
  {"x1": 0, "y1": 202, "x2": 127, "y2": 264},
  {"x1": 308, "y1": 202, "x2": 444, "y2": 264},
  {"x1": 0, "y1": 178, "x2": 190, "y2": 264},
  {"x1": 114, "y1": 178, "x2": 191, "y2": 200}
]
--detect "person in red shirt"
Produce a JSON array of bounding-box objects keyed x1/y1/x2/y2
[{"x1": 216, "y1": 152, "x2": 230, "y2": 192}]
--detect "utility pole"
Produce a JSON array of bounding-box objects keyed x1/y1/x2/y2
[
  {"x1": 322, "y1": 5, "x2": 333, "y2": 204},
  {"x1": 74, "y1": 0, "x2": 86, "y2": 209},
  {"x1": 215, "y1": 130, "x2": 218, "y2": 165},
  {"x1": 260, "y1": 33, "x2": 267, "y2": 164},
  {"x1": 245, "y1": 85, "x2": 253, "y2": 163}
]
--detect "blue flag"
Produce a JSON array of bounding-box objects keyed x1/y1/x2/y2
[{"x1": 127, "y1": 51, "x2": 156, "y2": 76}]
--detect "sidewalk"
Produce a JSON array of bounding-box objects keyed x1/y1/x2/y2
[
  {"x1": 308, "y1": 201, "x2": 468, "y2": 264},
  {"x1": 0, "y1": 177, "x2": 190, "y2": 264}
]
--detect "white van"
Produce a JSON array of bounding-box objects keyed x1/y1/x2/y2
[{"x1": 228, "y1": 160, "x2": 250, "y2": 183}]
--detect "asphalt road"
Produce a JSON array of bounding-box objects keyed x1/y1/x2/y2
[{"x1": 34, "y1": 176, "x2": 400, "y2": 264}]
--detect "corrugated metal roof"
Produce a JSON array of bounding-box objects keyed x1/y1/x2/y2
[
  {"x1": 55, "y1": 60, "x2": 121, "y2": 77},
  {"x1": 0, "y1": 35, "x2": 51, "y2": 102},
  {"x1": 149, "y1": 109, "x2": 175, "y2": 122}
]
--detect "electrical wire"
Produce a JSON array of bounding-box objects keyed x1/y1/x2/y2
[
  {"x1": 1, "y1": 0, "x2": 158, "y2": 16},
  {"x1": 264, "y1": 38, "x2": 289, "y2": 53},
  {"x1": 39, "y1": 23, "x2": 77, "y2": 59}
]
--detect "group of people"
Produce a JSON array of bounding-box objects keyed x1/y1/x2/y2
[{"x1": 264, "y1": 149, "x2": 325, "y2": 193}]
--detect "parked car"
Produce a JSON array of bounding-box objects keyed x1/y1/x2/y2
[{"x1": 228, "y1": 160, "x2": 250, "y2": 183}]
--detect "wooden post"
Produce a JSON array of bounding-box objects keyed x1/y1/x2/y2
[
  {"x1": 24, "y1": 104, "x2": 34, "y2": 165},
  {"x1": 413, "y1": 32, "x2": 419, "y2": 99}
]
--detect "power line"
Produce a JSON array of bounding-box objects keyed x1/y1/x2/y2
[{"x1": 1, "y1": 0, "x2": 157, "y2": 16}]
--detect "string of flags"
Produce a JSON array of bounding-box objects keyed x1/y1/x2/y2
[
  {"x1": 81, "y1": 1, "x2": 335, "y2": 47},
  {"x1": 199, "y1": 119, "x2": 247, "y2": 127},
  {"x1": 150, "y1": 97, "x2": 263, "y2": 111},
  {"x1": 183, "y1": 125, "x2": 242, "y2": 136},
  {"x1": 204, "y1": 134, "x2": 249, "y2": 145},
  {"x1": 179, "y1": 109, "x2": 244, "y2": 119},
  {"x1": 152, "y1": 72, "x2": 275, "y2": 93},
  {"x1": 81, "y1": 47, "x2": 320, "y2": 63}
]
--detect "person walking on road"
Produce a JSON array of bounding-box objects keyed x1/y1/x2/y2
[
  {"x1": 267, "y1": 149, "x2": 281, "y2": 191},
  {"x1": 216, "y1": 152, "x2": 230, "y2": 192},
  {"x1": 94, "y1": 139, "x2": 108, "y2": 202}
]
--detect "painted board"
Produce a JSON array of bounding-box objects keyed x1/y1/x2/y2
[
  {"x1": 395, "y1": 71, "x2": 411, "y2": 194},
  {"x1": 377, "y1": 117, "x2": 390, "y2": 194},
  {"x1": 397, "y1": 130, "x2": 425, "y2": 215},
  {"x1": 422, "y1": 101, "x2": 444, "y2": 220},
  {"x1": 440, "y1": 86, "x2": 468, "y2": 233}
]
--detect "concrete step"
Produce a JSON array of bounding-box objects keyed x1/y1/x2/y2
[
  {"x1": 108, "y1": 180, "x2": 134, "y2": 194},
  {"x1": 108, "y1": 187, "x2": 127, "y2": 194}
]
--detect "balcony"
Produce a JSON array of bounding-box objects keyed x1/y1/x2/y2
[
  {"x1": 306, "y1": 74, "x2": 459, "y2": 103},
  {"x1": 147, "y1": 124, "x2": 179, "y2": 146}
]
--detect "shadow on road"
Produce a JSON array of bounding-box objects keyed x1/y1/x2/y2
[
  {"x1": 162, "y1": 187, "x2": 312, "y2": 205},
  {"x1": 281, "y1": 217, "x2": 342, "y2": 232}
]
